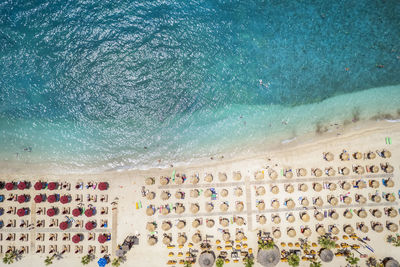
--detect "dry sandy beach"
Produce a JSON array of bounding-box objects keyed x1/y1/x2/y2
[{"x1": 1, "y1": 119, "x2": 400, "y2": 267}]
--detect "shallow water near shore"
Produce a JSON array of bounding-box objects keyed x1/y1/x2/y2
[{"x1": 0, "y1": 1, "x2": 399, "y2": 172}]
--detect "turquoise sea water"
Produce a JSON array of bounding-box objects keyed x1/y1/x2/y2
[{"x1": 0, "y1": 1, "x2": 399, "y2": 171}]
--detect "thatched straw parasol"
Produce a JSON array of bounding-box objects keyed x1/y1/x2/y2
[
  {"x1": 331, "y1": 226, "x2": 339, "y2": 235},
  {"x1": 177, "y1": 220, "x2": 186, "y2": 229},
  {"x1": 269, "y1": 170, "x2": 278, "y2": 180},
  {"x1": 273, "y1": 229, "x2": 281, "y2": 239},
  {"x1": 163, "y1": 236, "x2": 172, "y2": 245},
  {"x1": 314, "y1": 168, "x2": 323, "y2": 177},
  {"x1": 315, "y1": 197, "x2": 323, "y2": 207},
  {"x1": 233, "y1": 172, "x2": 242, "y2": 181},
  {"x1": 356, "y1": 180, "x2": 366, "y2": 189},
  {"x1": 175, "y1": 176, "x2": 184, "y2": 185},
  {"x1": 206, "y1": 219, "x2": 215, "y2": 228},
  {"x1": 236, "y1": 202, "x2": 244, "y2": 212},
  {"x1": 301, "y1": 198, "x2": 309, "y2": 206},
  {"x1": 223, "y1": 232, "x2": 231, "y2": 241},
  {"x1": 301, "y1": 212, "x2": 310, "y2": 222},
  {"x1": 371, "y1": 209, "x2": 382, "y2": 218},
  {"x1": 313, "y1": 183, "x2": 323, "y2": 192},
  {"x1": 329, "y1": 197, "x2": 338, "y2": 206},
  {"x1": 192, "y1": 219, "x2": 200, "y2": 228},
  {"x1": 160, "y1": 177, "x2": 169, "y2": 185},
  {"x1": 272, "y1": 216, "x2": 281, "y2": 224},
  {"x1": 220, "y1": 203, "x2": 229, "y2": 212},
  {"x1": 357, "y1": 210, "x2": 367, "y2": 218},
  {"x1": 258, "y1": 201, "x2": 266, "y2": 211},
  {"x1": 256, "y1": 245, "x2": 280, "y2": 267},
  {"x1": 328, "y1": 183, "x2": 336, "y2": 191},
  {"x1": 354, "y1": 152, "x2": 362, "y2": 159},
  {"x1": 287, "y1": 228, "x2": 296, "y2": 238},
  {"x1": 343, "y1": 196, "x2": 352, "y2": 205},
  {"x1": 388, "y1": 223, "x2": 399, "y2": 232},
  {"x1": 382, "y1": 150, "x2": 392, "y2": 158},
  {"x1": 220, "y1": 189, "x2": 228, "y2": 197},
  {"x1": 320, "y1": 249, "x2": 334, "y2": 263},
  {"x1": 299, "y1": 184, "x2": 308, "y2": 192},
  {"x1": 176, "y1": 205, "x2": 185, "y2": 214},
  {"x1": 190, "y1": 189, "x2": 199, "y2": 198},
  {"x1": 298, "y1": 168, "x2": 307, "y2": 177},
  {"x1": 236, "y1": 232, "x2": 245, "y2": 241},
  {"x1": 146, "y1": 192, "x2": 155, "y2": 200},
  {"x1": 386, "y1": 179, "x2": 395, "y2": 188},
  {"x1": 285, "y1": 184, "x2": 294, "y2": 193},
  {"x1": 204, "y1": 174, "x2": 213, "y2": 183},
  {"x1": 317, "y1": 225, "x2": 326, "y2": 235},
  {"x1": 220, "y1": 218, "x2": 229, "y2": 227},
  {"x1": 255, "y1": 171, "x2": 264, "y2": 180},
  {"x1": 286, "y1": 199, "x2": 295, "y2": 209},
  {"x1": 330, "y1": 210, "x2": 339, "y2": 220},
  {"x1": 190, "y1": 175, "x2": 199, "y2": 184},
  {"x1": 371, "y1": 195, "x2": 382, "y2": 203},
  {"x1": 146, "y1": 222, "x2": 156, "y2": 232},
  {"x1": 344, "y1": 225, "x2": 354, "y2": 234},
  {"x1": 370, "y1": 180, "x2": 380, "y2": 189},
  {"x1": 177, "y1": 235, "x2": 187, "y2": 246},
  {"x1": 271, "y1": 186, "x2": 279, "y2": 194},
  {"x1": 355, "y1": 165, "x2": 365, "y2": 174},
  {"x1": 356, "y1": 195, "x2": 367, "y2": 204},
  {"x1": 340, "y1": 152, "x2": 350, "y2": 161},
  {"x1": 342, "y1": 182, "x2": 351, "y2": 190},
  {"x1": 204, "y1": 189, "x2": 212, "y2": 198},
  {"x1": 218, "y1": 173, "x2": 227, "y2": 182},
  {"x1": 259, "y1": 215, "x2": 267, "y2": 224},
  {"x1": 284, "y1": 169, "x2": 293, "y2": 179},
  {"x1": 146, "y1": 177, "x2": 155, "y2": 185},
  {"x1": 161, "y1": 191, "x2": 170, "y2": 200},
  {"x1": 370, "y1": 165, "x2": 379, "y2": 173},
  {"x1": 175, "y1": 191, "x2": 184, "y2": 199},
  {"x1": 324, "y1": 152, "x2": 334, "y2": 161},
  {"x1": 191, "y1": 203, "x2": 199, "y2": 214},
  {"x1": 315, "y1": 212, "x2": 324, "y2": 221},
  {"x1": 235, "y1": 187, "x2": 243, "y2": 197},
  {"x1": 367, "y1": 151, "x2": 376, "y2": 159},
  {"x1": 326, "y1": 168, "x2": 336, "y2": 176},
  {"x1": 146, "y1": 207, "x2": 155, "y2": 216},
  {"x1": 303, "y1": 228, "x2": 312, "y2": 237},
  {"x1": 373, "y1": 223, "x2": 383, "y2": 233},
  {"x1": 192, "y1": 233, "x2": 202, "y2": 244},
  {"x1": 360, "y1": 224, "x2": 369, "y2": 233},
  {"x1": 386, "y1": 194, "x2": 396, "y2": 202},
  {"x1": 257, "y1": 186, "x2": 266, "y2": 195},
  {"x1": 205, "y1": 203, "x2": 214, "y2": 212},
  {"x1": 387, "y1": 208, "x2": 398, "y2": 218},
  {"x1": 383, "y1": 163, "x2": 394, "y2": 173},
  {"x1": 341, "y1": 167, "x2": 350, "y2": 175},
  {"x1": 148, "y1": 236, "x2": 157, "y2": 246},
  {"x1": 287, "y1": 214, "x2": 295, "y2": 223},
  {"x1": 236, "y1": 217, "x2": 245, "y2": 226},
  {"x1": 271, "y1": 200, "x2": 280, "y2": 209},
  {"x1": 162, "y1": 207, "x2": 170, "y2": 215}
]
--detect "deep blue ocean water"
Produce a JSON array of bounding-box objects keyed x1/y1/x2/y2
[{"x1": 0, "y1": 0, "x2": 399, "y2": 171}]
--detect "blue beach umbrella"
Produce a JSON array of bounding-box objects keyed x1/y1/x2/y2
[{"x1": 97, "y1": 257, "x2": 107, "y2": 267}]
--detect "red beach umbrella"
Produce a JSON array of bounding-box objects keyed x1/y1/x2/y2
[
  {"x1": 17, "y1": 208, "x2": 26, "y2": 217},
  {"x1": 59, "y1": 221, "x2": 69, "y2": 230},
  {"x1": 72, "y1": 234, "x2": 81, "y2": 244},
  {"x1": 47, "y1": 182, "x2": 57, "y2": 190},
  {"x1": 5, "y1": 182, "x2": 14, "y2": 191},
  {"x1": 17, "y1": 195, "x2": 26, "y2": 203},
  {"x1": 98, "y1": 234, "x2": 107, "y2": 243},
  {"x1": 34, "y1": 181, "x2": 44, "y2": 190},
  {"x1": 47, "y1": 194, "x2": 57, "y2": 203},
  {"x1": 85, "y1": 221, "x2": 94, "y2": 230},
  {"x1": 60, "y1": 195, "x2": 69, "y2": 204},
  {"x1": 98, "y1": 182, "x2": 108, "y2": 191},
  {"x1": 34, "y1": 194, "x2": 43, "y2": 203},
  {"x1": 47, "y1": 208, "x2": 56, "y2": 217},
  {"x1": 72, "y1": 208, "x2": 82, "y2": 217},
  {"x1": 85, "y1": 208, "x2": 94, "y2": 217},
  {"x1": 17, "y1": 182, "x2": 26, "y2": 190}
]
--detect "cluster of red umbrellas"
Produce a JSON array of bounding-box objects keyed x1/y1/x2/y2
[
  {"x1": 5, "y1": 182, "x2": 29, "y2": 190},
  {"x1": 98, "y1": 182, "x2": 108, "y2": 191}
]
